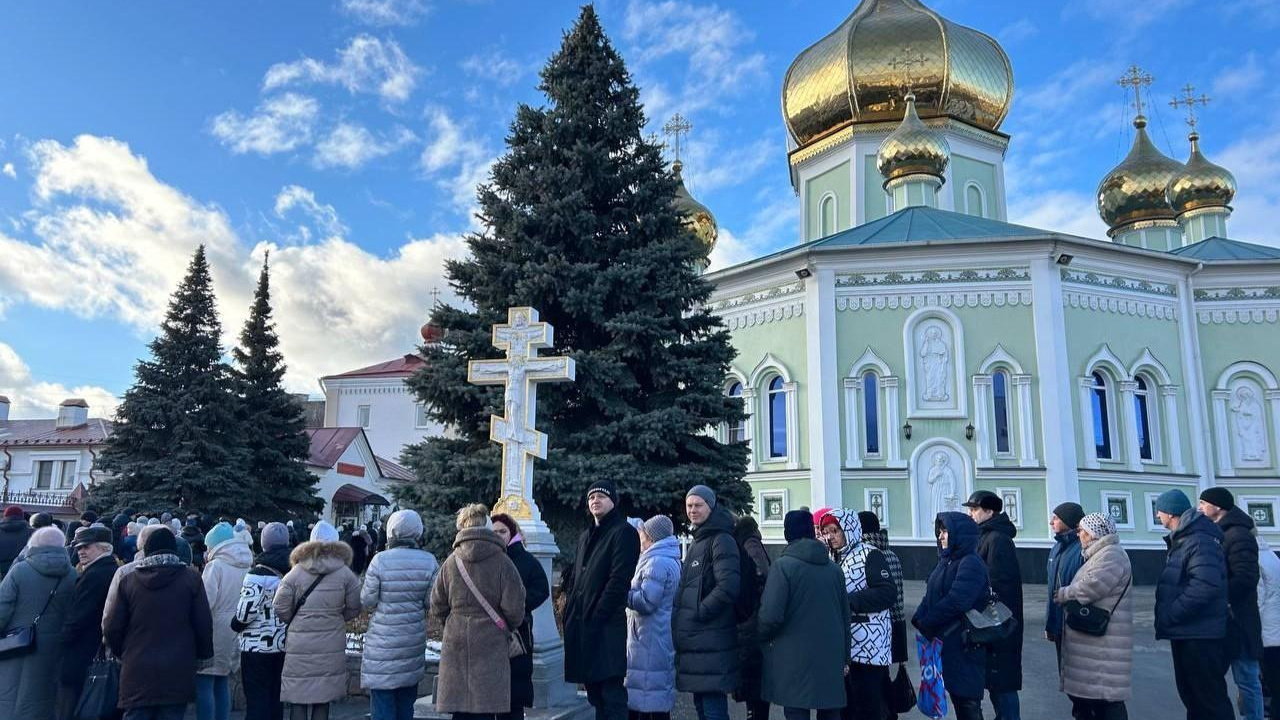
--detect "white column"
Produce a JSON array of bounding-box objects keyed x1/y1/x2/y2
[
  {"x1": 1267, "y1": 391, "x2": 1280, "y2": 472},
  {"x1": 1175, "y1": 273, "x2": 1213, "y2": 488},
  {"x1": 883, "y1": 376, "x2": 905, "y2": 467},
  {"x1": 843, "y1": 378, "x2": 862, "y2": 469},
  {"x1": 803, "y1": 268, "x2": 841, "y2": 504},
  {"x1": 1161, "y1": 385, "x2": 1186, "y2": 474},
  {"x1": 1030, "y1": 257, "x2": 1080, "y2": 505},
  {"x1": 973, "y1": 375, "x2": 994, "y2": 468},
  {"x1": 1014, "y1": 374, "x2": 1038, "y2": 467},
  {"x1": 785, "y1": 381, "x2": 801, "y2": 472},
  {"x1": 742, "y1": 388, "x2": 758, "y2": 473},
  {"x1": 1078, "y1": 377, "x2": 1100, "y2": 470},
  {"x1": 1212, "y1": 390, "x2": 1234, "y2": 477},
  {"x1": 1119, "y1": 380, "x2": 1143, "y2": 471}
]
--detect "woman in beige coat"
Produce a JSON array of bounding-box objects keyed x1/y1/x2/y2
[
  {"x1": 1054, "y1": 512, "x2": 1133, "y2": 720},
  {"x1": 274, "y1": 521, "x2": 362, "y2": 720},
  {"x1": 430, "y1": 504, "x2": 526, "y2": 719}
]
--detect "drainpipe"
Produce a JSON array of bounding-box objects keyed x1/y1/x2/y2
[{"x1": 1, "y1": 447, "x2": 11, "y2": 504}]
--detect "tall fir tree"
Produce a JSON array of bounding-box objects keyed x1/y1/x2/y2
[
  {"x1": 232, "y1": 254, "x2": 323, "y2": 522},
  {"x1": 399, "y1": 5, "x2": 748, "y2": 555},
  {"x1": 96, "y1": 246, "x2": 255, "y2": 518}
]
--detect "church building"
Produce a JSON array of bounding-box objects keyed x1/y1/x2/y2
[{"x1": 689, "y1": 0, "x2": 1280, "y2": 577}]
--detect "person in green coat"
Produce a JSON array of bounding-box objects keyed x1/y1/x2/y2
[{"x1": 757, "y1": 511, "x2": 851, "y2": 720}]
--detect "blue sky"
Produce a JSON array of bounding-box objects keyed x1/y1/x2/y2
[{"x1": 0, "y1": 0, "x2": 1277, "y2": 419}]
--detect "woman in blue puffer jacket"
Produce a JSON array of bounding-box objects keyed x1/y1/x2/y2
[
  {"x1": 625, "y1": 515, "x2": 682, "y2": 720},
  {"x1": 912, "y1": 511, "x2": 991, "y2": 720}
]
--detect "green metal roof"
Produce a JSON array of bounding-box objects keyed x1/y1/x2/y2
[
  {"x1": 1168, "y1": 236, "x2": 1280, "y2": 261},
  {"x1": 808, "y1": 206, "x2": 1054, "y2": 248}
]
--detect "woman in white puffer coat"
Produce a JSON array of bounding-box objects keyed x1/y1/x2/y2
[{"x1": 1256, "y1": 533, "x2": 1280, "y2": 720}]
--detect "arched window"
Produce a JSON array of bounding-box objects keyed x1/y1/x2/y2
[
  {"x1": 768, "y1": 376, "x2": 788, "y2": 458},
  {"x1": 819, "y1": 194, "x2": 836, "y2": 237},
  {"x1": 1134, "y1": 376, "x2": 1153, "y2": 461},
  {"x1": 727, "y1": 382, "x2": 746, "y2": 444},
  {"x1": 993, "y1": 370, "x2": 1011, "y2": 454},
  {"x1": 965, "y1": 183, "x2": 986, "y2": 218},
  {"x1": 862, "y1": 372, "x2": 880, "y2": 455},
  {"x1": 1091, "y1": 372, "x2": 1113, "y2": 460}
]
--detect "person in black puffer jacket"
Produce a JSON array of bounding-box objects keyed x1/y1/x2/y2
[
  {"x1": 0, "y1": 506, "x2": 31, "y2": 579},
  {"x1": 180, "y1": 519, "x2": 207, "y2": 571},
  {"x1": 912, "y1": 512, "x2": 990, "y2": 720},
  {"x1": 963, "y1": 491, "x2": 1024, "y2": 719},
  {"x1": 674, "y1": 485, "x2": 740, "y2": 720},
  {"x1": 732, "y1": 516, "x2": 771, "y2": 720}
]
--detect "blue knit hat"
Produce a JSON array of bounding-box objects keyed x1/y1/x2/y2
[
  {"x1": 1156, "y1": 489, "x2": 1192, "y2": 517},
  {"x1": 204, "y1": 521, "x2": 235, "y2": 550}
]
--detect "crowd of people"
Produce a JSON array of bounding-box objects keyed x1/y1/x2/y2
[{"x1": 0, "y1": 479, "x2": 1276, "y2": 720}]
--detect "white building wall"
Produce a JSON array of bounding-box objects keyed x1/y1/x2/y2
[
  {"x1": 321, "y1": 378, "x2": 445, "y2": 460},
  {"x1": 1, "y1": 446, "x2": 102, "y2": 501},
  {"x1": 312, "y1": 436, "x2": 394, "y2": 525}
]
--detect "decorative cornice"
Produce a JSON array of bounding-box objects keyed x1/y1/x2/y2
[
  {"x1": 709, "y1": 281, "x2": 806, "y2": 330},
  {"x1": 1063, "y1": 291, "x2": 1179, "y2": 320},
  {"x1": 708, "y1": 281, "x2": 804, "y2": 312},
  {"x1": 1060, "y1": 269, "x2": 1177, "y2": 297},
  {"x1": 1197, "y1": 307, "x2": 1280, "y2": 325},
  {"x1": 788, "y1": 118, "x2": 1010, "y2": 170},
  {"x1": 1194, "y1": 287, "x2": 1280, "y2": 302},
  {"x1": 837, "y1": 290, "x2": 1031, "y2": 312},
  {"x1": 837, "y1": 267, "x2": 1029, "y2": 287}
]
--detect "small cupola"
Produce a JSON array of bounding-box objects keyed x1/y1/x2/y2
[{"x1": 56, "y1": 398, "x2": 89, "y2": 429}]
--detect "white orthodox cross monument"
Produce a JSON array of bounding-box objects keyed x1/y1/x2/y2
[{"x1": 466, "y1": 306, "x2": 578, "y2": 708}]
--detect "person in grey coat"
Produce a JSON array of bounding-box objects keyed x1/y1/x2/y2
[
  {"x1": 361, "y1": 510, "x2": 440, "y2": 720},
  {"x1": 625, "y1": 515, "x2": 682, "y2": 720},
  {"x1": 0, "y1": 526, "x2": 76, "y2": 720},
  {"x1": 757, "y1": 511, "x2": 850, "y2": 720}
]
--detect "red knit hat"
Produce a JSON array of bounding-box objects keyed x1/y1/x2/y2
[
  {"x1": 3, "y1": 506, "x2": 24, "y2": 519},
  {"x1": 812, "y1": 507, "x2": 832, "y2": 527}
]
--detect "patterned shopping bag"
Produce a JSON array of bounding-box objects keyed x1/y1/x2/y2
[{"x1": 916, "y1": 633, "x2": 948, "y2": 719}]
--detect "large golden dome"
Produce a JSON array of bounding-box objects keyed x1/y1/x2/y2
[
  {"x1": 672, "y1": 161, "x2": 718, "y2": 255},
  {"x1": 877, "y1": 93, "x2": 950, "y2": 185},
  {"x1": 1167, "y1": 132, "x2": 1236, "y2": 216},
  {"x1": 782, "y1": 0, "x2": 1013, "y2": 149},
  {"x1": 1097, "y1": 116, "x2": 1183, "y2": 232}
]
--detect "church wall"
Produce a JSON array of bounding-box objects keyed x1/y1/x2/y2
[
  {"x1": 726, "y1": 315, "x2": 810, "y2": 471},
  {"x1": 949, "y1": 155, "x2": 997, "y2": 219},
  {"x1": 1196, "y1": 317, "x2": 1280, "y2": 493},
  {"x1": 804, "y1": 161, "x2": 851, "y2": 241},
  {"x1": 862, "y1": 155, "x2": 890, "y2": 222},
  {"x1": 751, "y1": 476, "x2": 813, "y2": 544}
]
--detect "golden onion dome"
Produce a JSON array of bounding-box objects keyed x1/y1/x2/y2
[
  {"x1": 1096, "y1": 116, "x2": 1183, "y2": 231},
  {"x1": 672, "y1": 161, "x2": 718, "y2": 254},
  {"x1": 876, "y1": 93, "x2": 950, "y2": 185},
  {"x1": 782, "y1": 0, "x2": 1013, "y2": 149},
  {"x1": 1167, "y1": 132, "x2": 1236, "y2": 216}
]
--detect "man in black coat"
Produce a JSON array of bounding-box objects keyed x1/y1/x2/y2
[
  {"x1": 1200, "y1": 487, "x2": 1265, "y2": 720},
  {"x1": 563, "y1": 480, "x2": 640, "y2": 720},
  {"x1": 57, "y1": 525, "x2": 117, "y2": 720},
  {"x1": 964, "y1": 491, "x2": 1024, "y2": 720},
  {"x1": 674, "y1": 485, "x2": 741, "y2": 720},
  {"x1": 0, "y1": 505, "x2": 31, "y2": 578}
]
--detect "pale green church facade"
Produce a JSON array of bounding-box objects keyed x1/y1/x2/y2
[{"x1": 694, "y1": 0, "x2": 1280, "y2": 570}]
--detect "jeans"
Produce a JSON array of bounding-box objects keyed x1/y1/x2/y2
[
  {"x1": 693, "y1": 693, "x2": 729, "y2": 720},
  {"x1": 371, "y1": 686, "x2": 419, "y2": 720},
  {"x1": 242, "y1": 651, "x2": 285, "y2": 720},
  {"x1": 124, "y1": 706, "x2": 187, "y2": 720},
  {"x1": 989, "y1": 690, "x2": 1020, "y2": 720},
  {"x1": 1170, "y1": 639, "x2": 1233, "y2": 720},
  {"x1": 783, "y1": 708, "x2": 841, "y2": 720},
  {"x1": 1233, "y1": 657, "x2": 1265, "y2": 720},
  {"x1": 585, "y1": 679, "x2": 628, "y2": 720},
  {"x1": 1263, "y1": 646, "x2": 1280, "y2": 720},
  {"x1": 196, "y1": 673, "x2": 231, "y2": 720},
  {"x1": 1068, "y1": 696, "x2": 1128, "y2": 720}
]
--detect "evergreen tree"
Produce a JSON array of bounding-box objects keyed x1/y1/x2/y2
[
  {"x1": 95, "y1": 246, "x2": 254, "y2": 518},
  {"x1": 232, "y1": 255, "x2": 323, "y2": 522},
  {"x1": 399, "y1": 6, "x2": 748, "y2": 554}
]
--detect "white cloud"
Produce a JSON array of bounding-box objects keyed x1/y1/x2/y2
[
  {"x1": 1008, "y1": 189, "x2": 1109, "y2": 241},
  {"x1": 681, "y1": 135, "x2": 775, "y2": 194},
  {"x1": 1215, "y1": 128, "x2": 1280, "y2": 246},
  {"x1": 1213, "y1": 53, "x2": 1265, "y2": 98},
  {"x1": 706, "y1": 185, "x2": 798, "y2": 273},
  {"x1": 460, "y1": 50, "x2": 527, "y2": 87},
  {"x1": 0, "y1": 342, "x2": 119, "y2": 420},
  {"x1": 313, "y1": 122, "x2": 415, "y2": 169},
  {"x1": 1066, "y1": 0, "x2": 1190, "y2": 30},
  {"x1": 1, "y1": 163, "x2": 14, "y2": 179},
  {"x1": 997, "y1": 19, "x2": 1038, "y2": 44},
  {"x1": 0, "y1": 134, "x2": 468, "y2": 394},
  {"x1": 210, "y1": 93, "x2": 319, "y2": 156},
  {"x1": 419, "y1": 108, "x2": 495, "y2": 216},
  {"x1": 339, "y1": 0, "x2": 428, "y2": 27},
  {"x1": 274, "y1": 185, "x2": 348, "y2": 240},
  {"x1": 263, "y1": 36, "x2": 421, "y2": 103}
]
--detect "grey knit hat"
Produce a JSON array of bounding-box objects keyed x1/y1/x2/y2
[
  {"x1": 260, "y1": 522, "x2": 290, "y2": 551},
  {"x1": 642, "y1": 515, "x2": 674, "y2": 543},
  {"x1": 686, "y1": 485, "x2": 717, "y2": 509}
]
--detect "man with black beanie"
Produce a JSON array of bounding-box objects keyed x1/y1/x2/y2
[
  {"x1": 1046, "y1": 502, "x2": 1085, "y2": 653},
  {"x1": 562, "y1": 480, "x2": 640, "y2": 720},
  {"x1": 1200, "y1": 486, "x2": 1265, "y2": 720}
]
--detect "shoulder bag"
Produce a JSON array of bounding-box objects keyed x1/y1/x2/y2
[
  {"x1": 1064, "y1": 577, "x2": 1129, "y2": 637},
  {"x1": 74, "y1": 644, "x2": 120, "y2": 720},
  {"x1": 289, "y1": 573, "x2": 326, "y2": 620},
  {"x1": 454, "y1": 556, "x2": 526, "y2": 658},
  {"x1": 963, "y1": 590, "x2": 1016, "y2": 645},
  {"x1": 0, "y1": 580, "x2": 58, "y2": 659}
]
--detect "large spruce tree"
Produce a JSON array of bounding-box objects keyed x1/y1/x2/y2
[
  {"x1": 232, "y1": 255, "x2": 323, "y2": 522},
  {"x1": 399, "y1": 6, "x2": 748, "y2": 554},
  {"x1": 96, "y1": 246, "x2": 254, "y2": 518}
]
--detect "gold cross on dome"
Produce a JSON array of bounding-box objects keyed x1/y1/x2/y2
[
  {"x1": 663, "y1": 113, "x2": 692, "y2": 163},
  {"x1": 1170, "y1": 83, "x2": 1211, "y2": 132},
  {"x1": 889, "y1": 50, "x2": 929, "y2": 95},
  {"x1": 1117, "y1": 65, "x2": 1155, "y2": 117}
]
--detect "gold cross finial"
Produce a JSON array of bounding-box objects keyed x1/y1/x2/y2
[
  {"x1": 662, "y1": 113, "x2": 693, "y2": 163},
  {"x1": 889, "y1": 50, "x2": 929, "y2": 96},
  {"x1": 1117, "y1": 65, "x2": 1155, "y2": 117},
  {"x1": 429, "y1": 287, "x2": 441, "y2": 306},
  {"x1": 1170, "y1": 83, "x2": 1211, "y2": 133}
]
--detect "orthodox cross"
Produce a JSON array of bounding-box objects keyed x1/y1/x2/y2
[
  {"x1": 1170, "y1": 83, "x2": 1211, "y2": 133},
  {"x1": 429, "y1": 287, "x2": 442, "y2": 306},
  {"x1": 467, "y1": 307, "x2": 575, "y2": 523},
  {"x1": 889, "y1": 50, "x2": 928, "y2": 96},
  {"x1": 663, "y1": 113, "x2": 693, "y2": 164},
  {"x1": 1117, "y1": 65, "x2": 1154, "y2": 117}
]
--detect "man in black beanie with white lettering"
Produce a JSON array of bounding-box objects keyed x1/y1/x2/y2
[{"x1": 563, "y1": 480, "x2": 640, "y2": 720}]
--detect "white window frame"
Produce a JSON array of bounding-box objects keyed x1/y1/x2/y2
[
  {"x1": 1082, "y1": 371, "x2": 1121, "y2": 465},
  {"x1": 818, "y1": 192, "x2": 838, "y2": 238},
  {"x1": 1132, "y1": 374, "x2": 1162, "y2": 465},
  {"x1": 759, "y1": 489, "x2": 789, "y2": 527},
  {"x1": 723, "y1": 378, "x2": 748, "y2": 446},
  {"x1": 34, "y1": 460, "x2": 55, "y2": 490},
  {"x1": 414, "y1": 404, "x2": 431, "y2": 429},
  {"x1": 1144, "y1": 492, "x2": 1169, "y2": 534},
  {"x1": 995, "y1": 487, "x2": 1023, "y2": 529},
  {"x1": 864, "y1": 488, "x2": 889, "y2": 529},
  {"x1": 991, "y1": 369, "x2": 1015, "y2": 458},
  {"x1": 1240, "y1": 495, "x2": 1280, "y2": 532},
  {"x1": 749, "y1": 354, "x2": 798, "y2": 470},
  {"x1": 357, "y1": 405, "x2": 372, "y2": 429},
  {"x1": 963, "y1": 181, "x2": 987, "y2": 218},
  {"x1": 1100, "y1": 490, "x2": 1135, "y2": 530}
]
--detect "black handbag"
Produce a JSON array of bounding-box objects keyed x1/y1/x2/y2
[
  {"x1": 75, "y1": 645, "x2": 120, "y2": 720},
  {"x1": 888, "y1": 662, "x2": 916, "y2": 714},
  {"x1": 0, "y1": 582, "x2": 58, "y2": 659},
  {"x1": 963, "y1": 590, "x2": 1016, "y2": 645},
  {"x1": 1064, "y1": 578, "x2": 1129, "y2": 637}
]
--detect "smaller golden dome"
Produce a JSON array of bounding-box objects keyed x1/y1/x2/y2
[
  {"x1": 876, "y1": 94, "x2": 951, "y2": 186},
  {"x1": 1097, "y1": 116, "x2": 1183, "y2": 232},
  {"x1": 672, "y1": 161, "x2": 718, "y2": 255},
  {"x1": 1167, "y1": 132, "x2": 1236, "y2": 216}
]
